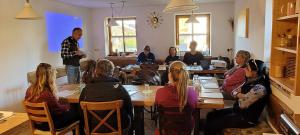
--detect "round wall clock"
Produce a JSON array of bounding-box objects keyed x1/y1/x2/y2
[{"x1": 147, "y1": 11, "x2": 163, "y2": 29}]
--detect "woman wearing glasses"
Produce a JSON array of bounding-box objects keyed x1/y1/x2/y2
[{"x1": 205, "y1": 59, "x2": 271, "y2": 135}]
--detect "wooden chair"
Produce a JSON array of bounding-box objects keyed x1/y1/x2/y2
[
  {"x1": 157, "y1": 105, "x2": 194, "y2": 135},
  {"x1": 80, "y1": 100, "x2": 123, "y2": 135},
  {"x1": 23, "y1": 101, "x2": 80, "y2": 135}
]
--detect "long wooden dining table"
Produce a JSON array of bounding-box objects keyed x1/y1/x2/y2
[
  {"x1": 122, "y1": 64, "x2": 227, "y2": 74},
  {"x1": 58, "y1": 78, "x2": 224, "y2": 135}
]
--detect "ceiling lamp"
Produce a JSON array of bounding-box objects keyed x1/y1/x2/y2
[
  {"x1": 16, "y1": 0, "x2": 42, "y2": 20},
  {"x1": 164, "y1": 0, "x2": 198, "y2": 13},
  {"x1": 186, "y1": 11, "x2": 199, "y2": 23},
  {"x1": 107, "y1": 3, "x2": 119, "y2": 27}
]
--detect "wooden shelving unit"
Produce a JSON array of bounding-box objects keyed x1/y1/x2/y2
[
  {"x1": 268, "y1": 0, "x2": 300, "y2": 132},
  {"x1": 270, "y1": 0, "x2": 300, "y2": 96},
  {"x1": 274, "y1": 46, "x2": 297, "y2": 54}
]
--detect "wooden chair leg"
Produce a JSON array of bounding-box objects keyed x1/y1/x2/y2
[{"x1": 75, "y1": 125, "x2": 80, "y2": 135}]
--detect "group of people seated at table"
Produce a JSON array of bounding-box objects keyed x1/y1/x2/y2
[
  {"x1": 137, "y1": 41, "x2": 204, "y2": 66},
  {"x1": 24, "y1": 47, "x2": 271, "y2": 135}
]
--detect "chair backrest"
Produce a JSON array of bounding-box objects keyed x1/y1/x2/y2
[
  {"x1": 140, "y1": 63, "x2": 159, "y2": 71},
  {"x1": 23, "y1": 101, "x2": 56, "y2": 133},
  {"x1": 80, "y1": 100, "x2": 124, "y2": 135},
  {"x1": 157, "y1": 105, "x2": 193, "y2": 135}
]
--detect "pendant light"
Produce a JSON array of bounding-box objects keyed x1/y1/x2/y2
[
  {"x1": 107, "y1": 3, "x2": 119, "y2": 27},
  {"x1": 186, "y1": 10, "x2": 199, "y2": 23},
  {"x1": 164, "y1": 0, "x2": 198, "y2": 13},
  {"x1": 16, "y1": 0, "x2": 42, "y2": 20}
]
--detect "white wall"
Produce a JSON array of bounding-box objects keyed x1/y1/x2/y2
[
  {"x1": 0, "y1": 0, "x2": 92, "y2": 111},
  {"x1": 264, "y1": 0, "x2": 273, "y2": 63},
  {"x1": 90, "y1": 2, "x2": 235, "y2": 60},
  {"x1": 234, "y1": 0, "x2": 266, "y2": 60}
]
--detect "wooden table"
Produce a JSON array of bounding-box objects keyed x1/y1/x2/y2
[
  {"x1": 122, "y1": 64, "x2": 227, "y2": 74},
  {"x1": 58, "y1": 78, "x2": 224, "y2": 135},
  {"x1": 0, "y1": 113, "x2": 30, "y2": 135}
]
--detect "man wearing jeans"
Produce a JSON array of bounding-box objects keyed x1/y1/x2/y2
[{"x1": 61, "y1": 28, "x2": 86, "y2": 84}]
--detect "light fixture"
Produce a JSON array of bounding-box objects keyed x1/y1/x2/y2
[
  {"x1": 186, "y1": 10, "x2": 199, "y2": 23},
  {"x1": 164, "y1": 0, "x2": 198, "y2": 13},
  {"x1": 16, "y1": 0, "x2": 42, "y2": 20},
  {"x1": 107, "y1": 3, "x2": 119, "y2": 27}
]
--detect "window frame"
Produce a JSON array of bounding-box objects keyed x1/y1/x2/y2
[
  {"x1": 108, "y1": 17, "x2": 137, "y2": 55},
  {"x1": 175, "y1": 14, "x2": 211, "y2": 55}
]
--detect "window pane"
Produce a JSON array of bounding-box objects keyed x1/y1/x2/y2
[
  {"x1": 124, "y1": 19, "x2": 136, "y2": 36},
  {"x1": 178, "y1": 35, "x2": 192, "y2": 51},
  {"x1": 111, "y1": 20, "x2": 123, "y2": 36},
  {"x1": 111, "y1": 37, "x2": 124, "y2": 52},
  {"x1": 178, "y1": 18, "x2": 192, "y2": 34},
  {"x1": 125, "y1": 37, "x2": 137, "y2": 52},
  {"x1": 193, "y1": 16, "x2": 208, "y2": 34},
  {"x1": 193, "y1": 35, "x2": 209, "y2": 53}
]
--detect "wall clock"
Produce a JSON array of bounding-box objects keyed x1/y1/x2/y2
[{"x1": 147, "y1": 11, "x2": 163, "y2": 29}]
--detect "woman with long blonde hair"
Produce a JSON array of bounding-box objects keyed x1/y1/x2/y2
[
  {"x1": 155, "y1": 61, "x2": 198, "y2": 135},
  {"x1": 25, "y1": 63, "x2": 78, "y2": 131}
]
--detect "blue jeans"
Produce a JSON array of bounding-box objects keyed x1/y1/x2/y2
[{"x1": 66, "y1": 65, "x2": 80, "y2": 84}]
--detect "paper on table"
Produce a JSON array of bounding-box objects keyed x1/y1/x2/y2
[
  {"x1": 200, "y1": 93, "x2": 223, "y2": 99},
  {"x1": 0, "y1": 111, "x2": 14, "y2": 121},
  {"x1": 201, "y1": 79, "x2": 219, "y2": 89},
  {"x1": 199, "y1": 76, "x2": 213, "y2": 80},
  {"x1": 57, "y1": 90, "x2": 79, "y2": 97}
]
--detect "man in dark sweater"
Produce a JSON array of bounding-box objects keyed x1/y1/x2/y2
[
  {"x1": 61, "y1": 28, "x2": 86, "y2": 84},
  {"x1": 137, "y1": 45, "x2": 156, "y2": 64},
  {"x1": 79, "y1": 59, "x2": 133, "y2": 134},
  {"x1": 183, "y1": 41, "x2": 204, "y2": 65}
]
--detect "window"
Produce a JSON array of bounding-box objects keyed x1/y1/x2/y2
[
  {"x1": 176, "y1": 14, "x2": 211, "y2": 55},
  {"x1": 108, "y1": 17, "x2": 137, "y2": 55}
]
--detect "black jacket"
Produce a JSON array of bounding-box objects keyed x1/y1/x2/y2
[
  {"x1": 79, "y1": 77, "x2": 133, "y2": 132},
  {"x1": 233, "y1": 77, "x2": 270, "y2": 123}
]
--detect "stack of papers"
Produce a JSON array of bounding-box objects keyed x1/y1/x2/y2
[{"x1": 0, "y1": 111, "x2": 14, "y2": 121}]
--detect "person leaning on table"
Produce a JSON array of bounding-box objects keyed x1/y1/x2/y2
[
  {"x1": 25, "y1": 63, "x2": 79, "y2": 131},
  {"x1": 137, "y1": 45, "x2": 156, "y2": 65},
  {"x1": 79, "y1": 59, "x2": 133, "y2": 135}
]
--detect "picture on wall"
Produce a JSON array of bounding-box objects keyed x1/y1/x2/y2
[{"x1": 237, "y1": 8, "x2": 249, "y2": 38}]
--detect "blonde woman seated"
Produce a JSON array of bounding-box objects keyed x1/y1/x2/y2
[
  {"x1": 155, "y1": 61, "x2": 198, "y2": 135},
  {"x1": 221, "y1": 50, "x2": 250, "y2": 99},
  {"x1": 25, "y1": 63, "x2": 78, "y2": 131}
]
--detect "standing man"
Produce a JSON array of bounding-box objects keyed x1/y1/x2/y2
[{"x1": 61, "y1": 28, "x2": 86, "y2": 84}]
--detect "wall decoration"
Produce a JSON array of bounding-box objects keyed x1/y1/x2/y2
[
  {"x1": 237, "y1": 8, "x2": 249, "y2": 38},
  {"x1": 147, "y1": 11, "x2": 163, "y2": 29}
]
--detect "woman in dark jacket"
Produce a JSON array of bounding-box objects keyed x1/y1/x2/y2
[
  {"x1": 205, "y1": 59, "x2": 271, "y2": 135},
  {"x1": 165, "y1": 47, "x2": 180, "y2": 65},
  {"x1": 79, "y1": 59, "x2": 133, "y2": 134}
]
